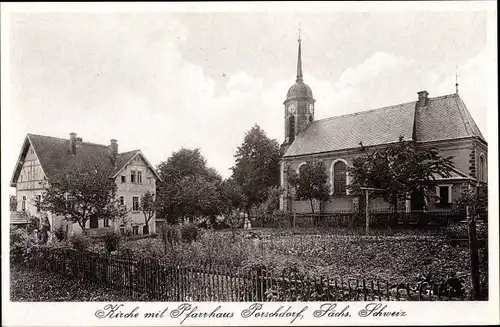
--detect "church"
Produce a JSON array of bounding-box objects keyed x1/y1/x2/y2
[{"x1": 279, "y1": 36, "x2": 487, "y2": 214}]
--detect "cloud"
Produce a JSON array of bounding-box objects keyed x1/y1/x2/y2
[
  {"x1": 335, "y1": 51, "x2": 416, "y2": 89},
  {"x1": 5, "y1": 14, "x2": 490, "y2": 185}
]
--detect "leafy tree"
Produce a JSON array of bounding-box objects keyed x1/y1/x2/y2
[
  {"x1": 220, "y1": 178, "x2": 246, "y2": 217},
  {"x1": 139, "y1": 190, "x2": 157, "y2": 234},
  {"x1": 348, "y1": 137, "x2": 455, "y2": 210},
  {"x1": 287, "y1": 160, "x2": 330, "y2": 213},
  {"x1": 456, "y1": 184, "x2": 488, "y2": 220},
  {"x1": 10, "y1": 195, "x2": 17, "y2": 212},
  {"x1": 39, "y1": 160, "x2": 119, "y2": 235},
  {"x1": 114, "y1": 204, "x2": 133, "y2": 229},
  {"x1": 157, "y1": 148, "x2": 224, "y2": 224},
  {"x1": 231, "y1": 125, "x2": 282, "y2": 214}
]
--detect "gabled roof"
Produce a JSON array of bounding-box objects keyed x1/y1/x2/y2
[
  {"x1": 10, "y1": 134, "x2": 159, "y2": 187},
  {"x1": 415, "y1": 94, "x2": 485, "y2": 143},
  {"x1": 284, "y1": 93, "x2": 486, "y2": 157}
]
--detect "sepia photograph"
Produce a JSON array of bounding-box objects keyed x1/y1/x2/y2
[{"x1": 1, "y1": 2, "x2": 498, "y2": 326}]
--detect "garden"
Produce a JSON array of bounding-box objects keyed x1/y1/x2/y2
[{"x1": 10, "y1": 219, "x2": 489, "y2": 301}]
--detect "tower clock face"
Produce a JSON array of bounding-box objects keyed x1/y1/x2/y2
[{"x1": 288, "y1": 103, "x2": 297, "y2": 115}]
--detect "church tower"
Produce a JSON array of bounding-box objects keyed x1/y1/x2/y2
[{"x1": 281, "y1": 31, "x2": 315, "y2": 153}]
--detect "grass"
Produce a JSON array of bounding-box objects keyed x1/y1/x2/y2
[{"x1": 9, "y1": 263, "x2": 142, "y2": 302}]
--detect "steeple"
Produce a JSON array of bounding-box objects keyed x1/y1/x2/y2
[
  {"x1": 296, "y1": 25, "x2": 303, "y2": 83},
  {"x1": 282, "y1": 25, "x2": 315, "y2": 153}
]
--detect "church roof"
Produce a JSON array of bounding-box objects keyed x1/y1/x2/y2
[
  {"x1": 10, "y1": 134, "x2": 159, "y2": 187},
  {"x1": 284, "y1": 93, "x2": 485, "y2": 157}
]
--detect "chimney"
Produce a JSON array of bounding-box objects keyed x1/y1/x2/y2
[
  {"x1": 69, "y1": 132, "x2": 77, "y2": 155},
  {"x1": 109, "y1": 139, "x2": 118, "y2": 161},
  {"x1": 417, "y1": 90, "x2": 429, "y2": 107}
]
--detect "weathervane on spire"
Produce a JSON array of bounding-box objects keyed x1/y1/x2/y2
[
  {"x1": 298, "y1": 23, "x2": 302, "y2": 43},
  {"x1": 455, "y1": 65, "x2": 459, "y2": 94}
]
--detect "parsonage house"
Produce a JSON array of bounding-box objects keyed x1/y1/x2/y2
[
  {"x1": 279, "y1": 37, "x2": 487, "y2": 213},
  {"x1": 10, "y1": 133, "x2": 160, "y2": 236}
]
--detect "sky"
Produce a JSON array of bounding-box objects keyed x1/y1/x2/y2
[{"x1": 2, "y1": 5, "x2": 496, "y2": 184}]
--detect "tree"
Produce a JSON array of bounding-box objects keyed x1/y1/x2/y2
[
  {"x1": 457, "y1": 184, "x2": 488, "y2": 220},
  {"x1": 114, "y1": 204, "x2": 132, "y2": 230},
  {"x1": 10, "y1": 195, "x2": 17, "y2": 212},
  {"x1": 157, "y1": 148, "x2": 224, "y2": 224},
  {"x1": 220, "y1": 178, "x2": 246, "y2": 217},
  {"x1": 140, "y1": 190, "x2": 157, "y2": 234},
  {"x1": 231, "y1": 124, "x2": 282, "y2": 214},
  {"x1": 287, "y1": 160, "x2": 330, "y2": 213},
  {"x1": 348, "y1": 137, "x2": 455, "y2": 211},
  {"x1": 39, "y1": 160, "x2": 119, "y2": 235}
]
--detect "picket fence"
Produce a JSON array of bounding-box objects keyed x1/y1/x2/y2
[
  {"x1": 19, "y1": 246, "x2": 467, "y2": 301},
  {"x1": 254, "y1": 209, "x2": 469, "y2": 229}
]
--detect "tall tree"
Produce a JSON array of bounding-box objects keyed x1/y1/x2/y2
[
  {"x1": 231, "y1": 124, "x2": 282, "y2": 214},
  {"x1": 348, "y1": 137, "x2": 455, "y2": 210},
  {"x1": 39, "y1": 161, "x2": 119, "y2": 235},
  {"x1": 157, "y1": 148, "x2": 224, "y2": 224},
  {"x1": 220, "y1": 178, "x2": 246, "y2": 217},
  {"x1": 287, "y1": 160, "x2": 330, "y2": 213}
]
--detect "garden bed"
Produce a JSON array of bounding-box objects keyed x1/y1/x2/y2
[{"x1": 10, "y1": 263, "x2": 142, "y2": 302}]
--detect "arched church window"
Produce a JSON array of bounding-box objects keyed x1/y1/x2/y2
[
  {"x1": 479, "y1": 153, "x2": 486, "y2": 182},
  {"x1": 332, "y1": 160, "x2": 347, "y2": 194},
  {"x1": 296, "y1": 162, "x2": 307, "y2": 174}
]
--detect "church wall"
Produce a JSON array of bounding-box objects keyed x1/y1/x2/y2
[
  {"x1": 282, "y1": 138, "x2": 479, "y2": 213},
  {"x1": 323, "y1": 196, "x2": 353, "y2": 212},
  {"x1": 417, "y1": 138, "x2": 476, "y2": 178}
]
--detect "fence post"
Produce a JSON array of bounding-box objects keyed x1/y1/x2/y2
[
  {"x1": 365, "y1": 189, "x2": 370, "y2": 235},
  {"x1": 467, "y1": 205, "x2": 481, "y2": 300}
]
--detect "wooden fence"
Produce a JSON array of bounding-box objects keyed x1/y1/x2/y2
[
  {"x1": 253, "y1": 209, "x2": 469, "y2": 229},
  {"x1": 17, "y1": 246, "x2": 468, "y2": 301}
]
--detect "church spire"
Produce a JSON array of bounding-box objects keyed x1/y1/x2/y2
[{"x1": 296, "y1": 24, "x2": 303, "y2": 83}]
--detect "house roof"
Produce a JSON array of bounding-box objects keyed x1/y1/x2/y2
[
  {"x1": 432, "y1": 166, "x2": 475, "y2": 181},
  {"x1": 10, "y1": 134, "x2": 159, "y2": 187},
  {"x1": 284, "y1": 93, "x2": 486, "y2": 157},
  {"x1": 10, "y1": 212, "x2": 29, "y2": 225}
]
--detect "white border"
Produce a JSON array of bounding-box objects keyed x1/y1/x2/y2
[{"x1": 1, "y1": 2, "x2": 498, "y2": 326}]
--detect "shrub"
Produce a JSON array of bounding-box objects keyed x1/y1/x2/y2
[
  {"x1": 10, "y1": 227, "x2": 28, "y2": 258},
  {"x1": 10, "y1": 227, "x2": 38, "y2": 263},
  {"x1": 180, "y1": 223, "x2": 199, "y2": 243},
  {"x1": 103, "y1": 232, "x2": 121, "y2": 253},
  {"x1": 54, "y1": 226, "x2": 66, "y2": 242},
  {"x1": 161, "y1": 224, "x2": 180, "y2": 247},
  {"x1": 69, "y1": 233, "x2": 91, "y2": 252}
]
